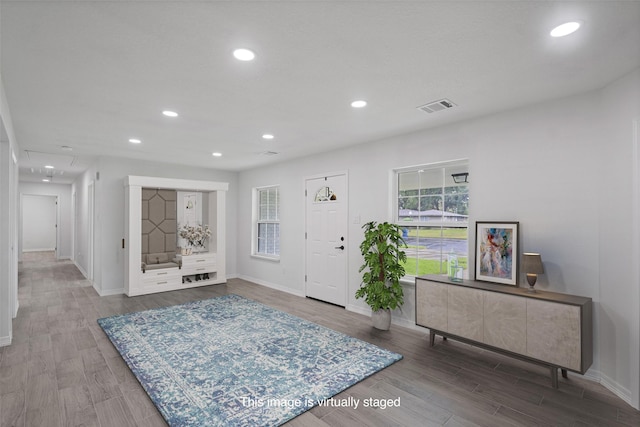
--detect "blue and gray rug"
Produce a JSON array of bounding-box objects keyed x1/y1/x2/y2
[{"x1": 98, "y1": 294, "x2": 402, "y2": 426}]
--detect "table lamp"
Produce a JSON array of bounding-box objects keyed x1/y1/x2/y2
[{"x1": 523, "y1": 253, "x2": 544, "y2": 293}]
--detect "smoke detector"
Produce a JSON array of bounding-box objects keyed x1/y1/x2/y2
[{"x1": 417, "y1": 99, "x2": 456, "y2": 114}]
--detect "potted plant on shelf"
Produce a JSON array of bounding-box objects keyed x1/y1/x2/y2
[{"x1": 355, "y1": 221, "x2": 407, "y2": 330}]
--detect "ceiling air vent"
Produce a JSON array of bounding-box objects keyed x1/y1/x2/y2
[
  {"x1": 417, "y1": 98, "x2": 456, "y2": 114},
  {"x1": 262, "y1": 151, "x2": 279, "y2": 156}
]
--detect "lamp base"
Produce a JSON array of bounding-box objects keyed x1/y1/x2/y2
[{"x1": 526, "y1": 274, "x2": 538, "y2": 293}]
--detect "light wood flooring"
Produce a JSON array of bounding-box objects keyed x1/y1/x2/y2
[{"x1": 1, "y1": 252, "x2": 639, "y2": 426}]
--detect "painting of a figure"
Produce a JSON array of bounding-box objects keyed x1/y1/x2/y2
[{"x1": 475, "y1": 222, "x2": 519, "y2": 285}]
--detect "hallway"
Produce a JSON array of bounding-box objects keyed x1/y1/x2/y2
[{"x1": 1, "y1": 252, "x2": 170, "y2": 426}]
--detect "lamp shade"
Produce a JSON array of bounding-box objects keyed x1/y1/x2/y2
[{"x1": 523, "y1": 253, "x2": 544, "y2": 274}]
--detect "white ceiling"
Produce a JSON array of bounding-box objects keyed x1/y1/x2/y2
[{"x1": 2, "y1": 1, "x2": 639, "y2": 184}]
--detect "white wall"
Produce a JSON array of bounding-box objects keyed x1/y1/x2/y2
[
  {"x1": 0, "y1": 74, "x2": 20, "y2": 346},
  {"x1": 237, "y1": 68, "x2": 640, "y2": 407},
  {"x1": 19, "y1": 182, "x2": 73, "y2": 259},
  {"x1": 71, "y1": 162, "x2": 98, "y2": 279},
  {"x1": 73, "y1": 156, "x2": 238, "y2": 296},
  {"x1": 598, "y1": 68, "x2": 640, "y2": 408}
]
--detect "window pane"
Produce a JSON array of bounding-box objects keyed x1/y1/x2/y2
[
  {"x1": 419, "y1": 195, "x2": 442, "y2": 215},
  {"x1": 419, "y1": 169, "x2": 443, "y2": 191},
  {"x1": 444, "y1": 193, "x2": 469, "y2": 218},
  {"x1": 444, "y1": 184, "x2": 468, "y2": 194},
  {"x1": 257, "y1": 222, "x2": 280, "y2": 256},
  {"x1": 259, "y1": 188, "x2": 279, "y2": 221},
  {"x1": 420, "y1": 187, "x2": 442, "y2": 195},
  {"x1": 257, "y1": 224, "x2": 266, "y2": 253},
  {"x1": 395, "y1": 163, "x2": 469, "y2": 279},
  {"x1": 399, "y1": 226, "x2": 468, "y2": 277},
  {"x1": 398, "y1": 171, "x2": 419, "y2": 194},
  {"x1": 256, "y1": 186, "x2": 280, "y2": 256}
]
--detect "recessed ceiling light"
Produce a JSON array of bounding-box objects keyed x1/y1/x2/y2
[
  {"x1": 212, "y1": 152, "x2": 222, "y2": 157},
  {"x1": 45, "y1": 165, "x2": 54, "y2": 169},
  {"x1": 550, "y1": 21, "x2": 581, "y2": 37},
  {"x1": 351, "y1": 100, "x2": 367, "y2": 108},
  {"x1": 129, "y1": 138, "x2": 142, "y2": 144},
  {"x1": 233, "y1": 48, "x2": 255, "y2": 61},
  {"x1": 42, "y1": 179, "x2": 50, "y2": 182},
  {"x1": 262, "y1": 134, "x2": 274, "y2": 140},
  {"x1": 162, "y1": 110, "x2": 178, "y2": 117}
]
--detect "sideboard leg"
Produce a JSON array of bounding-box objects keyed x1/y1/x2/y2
[
  {"x1": 442, "y1": 336, "x2": 447, "y2": 341},
  {"x1": 561, "y1": 369, "x2": 568, "y2": 379},
  {"x1": 430, "y1": 332, "x2": 436, "y2": 347},
  {"x1": 550, "y1": 367, "x2": 559, "y2": 389}
]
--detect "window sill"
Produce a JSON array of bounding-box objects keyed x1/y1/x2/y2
[
  {"x1": 400, "y1": 277, "x2": 416, "y2": 286},
  {"x1": 251, "y1": 254, "x2": 280, "y2": 263}
]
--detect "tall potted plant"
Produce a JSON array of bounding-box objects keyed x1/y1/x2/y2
[{"x1": 356, "y1": 221, "x2": 407, "y2": 330}]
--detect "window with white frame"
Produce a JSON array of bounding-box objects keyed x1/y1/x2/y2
[
  {"x1": 394, "y1": 161, "x2": 469, "y2": 278},
  {"x1": 254, "y1": 186, "x2": 280, "y2": 258}
]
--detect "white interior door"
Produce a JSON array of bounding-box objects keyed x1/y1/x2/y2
[
  {"x1": 22, "y1": 194, "x2": 57, "y2": 252},
  {"x1": 305, "y1": 173, "x2": 347, "y2": 306},
  {"x1": 88, "y1": 182, "x2": 95, "y2": 282}
]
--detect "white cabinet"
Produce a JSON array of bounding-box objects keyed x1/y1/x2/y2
[
  {"x1": 124, "y1": 176, "x2": 228, "y2": 297},
  {"x1": 177, "y1": 252, "x2": 218, "y2": 287},
  {"x1": 135, "y1": 268, "x2": 182, "y2": 296},
  {"x1": 416, "y1": 276, "x2": 592, "y2": 387}
]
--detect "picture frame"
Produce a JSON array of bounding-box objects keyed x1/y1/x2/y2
[{"x1": 475, "y1": 221, "x2": 519, "y2": 285}]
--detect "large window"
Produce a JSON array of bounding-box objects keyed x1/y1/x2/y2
[
  {"x1": 395, "y1": 162, "x2": 469, "y2": 278},
  {"x1": 254, "y1": 186, "x2": 280, "y2": 258}
]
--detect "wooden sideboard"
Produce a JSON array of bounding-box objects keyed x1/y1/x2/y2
[{"x1": 416, "y1": 275, "x2": 593, "y2": 388}]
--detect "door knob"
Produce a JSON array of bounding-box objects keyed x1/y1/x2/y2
[{"x1": 335, "y1": 245, "x2": 345, "y2": 250}]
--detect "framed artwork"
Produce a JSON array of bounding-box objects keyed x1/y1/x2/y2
[{"x1": 475, "y1": 221, "x2": 519, "y2": 285}]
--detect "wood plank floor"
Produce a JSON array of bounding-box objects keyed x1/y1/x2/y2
[{"x1": 1, "y1": 252, "x2": 639, "y2": 426}]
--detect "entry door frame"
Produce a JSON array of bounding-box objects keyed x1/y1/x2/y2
[{"x1": 304, "y1": 170, "x2": 349, "y2": 306}]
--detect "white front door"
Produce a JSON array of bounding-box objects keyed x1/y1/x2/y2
[{"x1": 305, "y1": 173, "x2": 348, "y2": 306}]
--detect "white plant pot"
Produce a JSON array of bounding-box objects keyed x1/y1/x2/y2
[{"x1": 372, "y1": 308, "x2": 392, "y2": 330}]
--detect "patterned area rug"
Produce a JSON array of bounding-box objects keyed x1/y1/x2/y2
[{"x1": 98, "y1": 294, "x2": 402, "y2": 426}]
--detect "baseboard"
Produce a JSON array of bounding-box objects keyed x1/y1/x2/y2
[
  {"x1": 237, "y1": 275, "x2": 305, "y2": 298},
  {"x1": 226, "y1": 273, "x2": 239, "y2": 280},
  {"x1": 0, "y1": 333, "x2": 12, "y2": 347},
  {"x1": 73, "y1": 260, "x2": 89, "y2": 279},
  {"x1": 578, "y1": 367, "x2": 601, "y2": 384},
  {"x1": 95, "y1": 286, "x2": 125, "y2": 297},
  {"x1": 600, "y1": 371, "x2": 634, "y2": 408},
  {"x1": 345, "y1": 304, "x2": 426, "y2": 332},
  {"x1": 13, "y1": 301, "x2": 19, "y2": 318},
  {"x1": 346, "y1": 304, "x2": 369, "y2": 317},
  {"x1": 390, "y1": 316, "x2": 427, "y2": 332},
  {"x1": 23, "y1": 248, "x2": 56, "y2": 252}
]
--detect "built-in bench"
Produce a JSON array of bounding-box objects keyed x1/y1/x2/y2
[{"x1": 141, "y1": 252, "x2": 181, "y2": 273}]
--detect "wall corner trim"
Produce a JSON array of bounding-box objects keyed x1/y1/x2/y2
[{"x1": 0, "y1": 333, "x2": 12, "y2": 347}]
